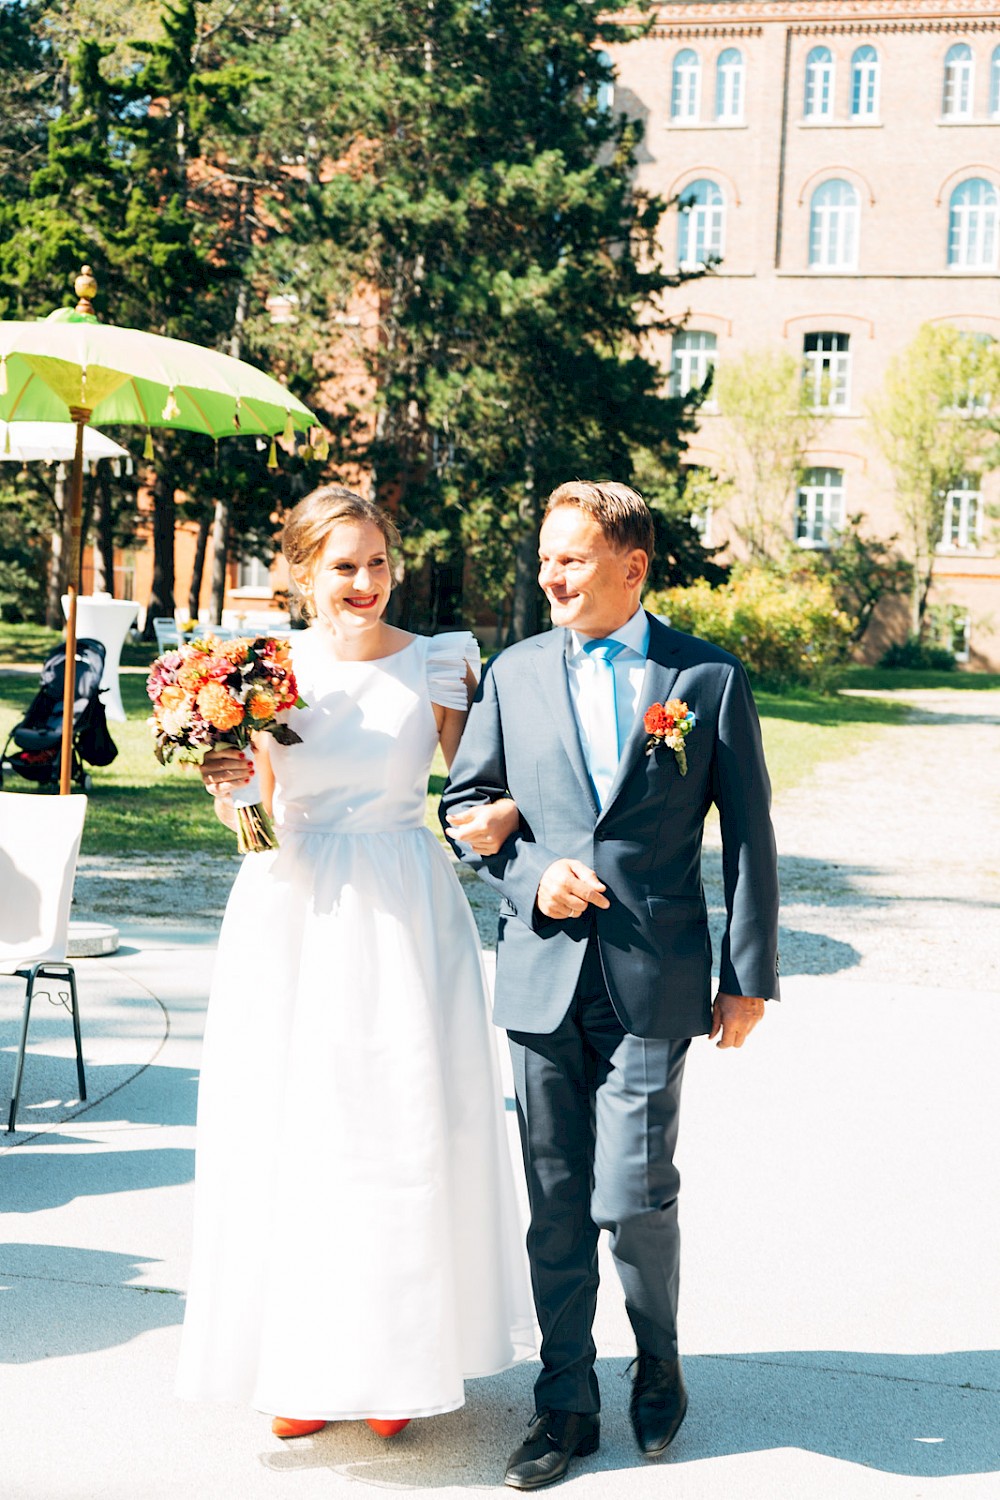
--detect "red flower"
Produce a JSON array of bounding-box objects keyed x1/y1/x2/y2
[{"x1": 644, "y1": 703, "x2": 671, "y2": 736}]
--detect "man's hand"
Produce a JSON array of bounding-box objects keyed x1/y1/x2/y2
[
  {"x1": 446, "y1": 798, "x2": 519, "y2": 855},
  {"x1": 709, "y1": 992, "x2": 765, "y2": 1049},
  {"x1": 536, "y1": 859, "x2": 610, "y2": 920}
]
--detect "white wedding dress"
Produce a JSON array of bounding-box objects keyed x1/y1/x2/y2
[{"x1": 175, "y1": 627, "x2": 535, "y2": 1419}]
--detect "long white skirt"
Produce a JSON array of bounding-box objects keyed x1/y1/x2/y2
[{"x1": 175, "y1": 826, "x2": 535, "y2": 1418}]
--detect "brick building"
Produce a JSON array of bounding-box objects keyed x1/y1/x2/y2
[{"x1": 609, "y1": 0, "x2": 1000, "y2": 667}]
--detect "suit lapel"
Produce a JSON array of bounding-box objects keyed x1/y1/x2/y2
[
  {"x1": 596, "y1": 614, "x2": 682, "y2": 828},
  {"x1": 532, "y1": 630, "x2": 600, "y2": 818}
]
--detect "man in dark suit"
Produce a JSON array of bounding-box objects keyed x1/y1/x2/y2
[{"x1": 441, "y1": 481, "x2": 779, "y2": 1490}]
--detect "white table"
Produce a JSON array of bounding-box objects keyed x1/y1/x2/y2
[{"x1": 61, "y1": 594, "x2": 139, "y2": 723}]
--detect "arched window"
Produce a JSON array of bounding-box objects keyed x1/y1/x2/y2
[
  {"x1": 796, "y1": 469, "x2": 845, "y2": 548},
  {"x1": 948, "y1": 179, "x2": 999, "y2": 269},
  {"x1": 677, "y1": 180, "x2": 725, "y2": 269},
  {"x1": 809, "y1": 179, "x2": 860, "y2": 269},
  {"x1": 804, "y1": 46, "x2": 834, "y2": 119},
  {"x1": 716, "y1": 48, "x2": 744, "y2": 121},
  {"x1": 943, "y1": 43, "x2": 973, "y2": 118},
  {"x1": 941, "y1": 477, "x2": 982, "y2": 550},
  {"x1": 991, "y1": 45, "x2": 1000, "y2": 118},
  {"x1": 803, "y1": 332, "x2": 851, "y2": 410},
  {"x1": 672, "y1": 48, "x2": 701, "y2": 121},
  {"x1": 671, "y1": 330, "x2": 718, "y2": 396},
  {"x1": 851, "y1": 45, "x2": 879, "y2": 119},
  {"x1": 594, "y1": 49, "x2": 614, "y2": 114}
]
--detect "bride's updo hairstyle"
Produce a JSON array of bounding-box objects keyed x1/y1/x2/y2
[{"x1": 282, "y1": 485, "x2": 401, "y2": 619}]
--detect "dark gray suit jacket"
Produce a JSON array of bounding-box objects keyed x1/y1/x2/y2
[{"x1": 440, "y1": 612, "x2": 780, "y2": 1039}]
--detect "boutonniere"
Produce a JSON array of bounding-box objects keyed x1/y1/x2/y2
[{"x1": 643, "y1": 698, "x2": 696, "y2": 776}]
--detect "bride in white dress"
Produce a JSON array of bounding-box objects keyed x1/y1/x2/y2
[{"x1": 175, "y1": 486, "x2": 535, "y2": 1437}]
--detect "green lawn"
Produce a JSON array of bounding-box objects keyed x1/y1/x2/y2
[
  {"x1": 0, "y1": 660, "x2": 919, "y2": 855},
  {"x1": 837, "y1": 665, "x2": 1000, "y2": 692}
]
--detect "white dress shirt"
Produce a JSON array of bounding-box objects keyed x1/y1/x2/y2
[{"x1": 566, "y1": 608, "x2": 650, "y2": 802}]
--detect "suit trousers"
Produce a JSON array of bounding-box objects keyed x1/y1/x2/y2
[{"x1": 508, "y1": 935, "x2": 690, "y2": 1415}]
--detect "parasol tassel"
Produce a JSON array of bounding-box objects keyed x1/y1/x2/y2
[
  {"x1": 162, "y1": 388, "x2": 181, "y2": 421},
  {"x1": 3, "y1": 425, "x2": 10, "y2": 456},
  {"x1": 282, "y1": 410, "x2": 296, "y2": 445},
  {"x1": 143, "y1": 431, "x2": 154, "y2": 461},
  {"x1": 313, "y1": 430, "x2": 330, "y2": 461},
  {"x1": 267, "y1": 436, "x2": 278, "y2": 470}
]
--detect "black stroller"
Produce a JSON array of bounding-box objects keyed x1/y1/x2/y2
[{"x1": 0, "y1": 637, "x2": 118, "y2": 792}]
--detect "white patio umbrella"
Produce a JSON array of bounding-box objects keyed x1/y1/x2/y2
[{"x1": 0, "y1": 421, "x2": 129, "y2": 465}]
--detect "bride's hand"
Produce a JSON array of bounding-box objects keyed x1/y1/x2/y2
[
  {"x1": 200, "y1": 746, "x2": 252, "y2": 798},
  {"x1": 447, "y1": 797, "x2": 519, "y2": 855}
]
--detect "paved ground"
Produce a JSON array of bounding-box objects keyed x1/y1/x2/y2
[{"x1": 2, "y1": 689, "x2": 999, "y2": 1498}]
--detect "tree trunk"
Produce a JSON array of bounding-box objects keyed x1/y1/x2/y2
[
  {"x1": 145, "y1": 465, "x2": 176, "y2": 637},
  {"x1": 208, "y1": 496, "x2": 230, "y2": 625},
  {"x1": 188, "y1": 511, "x2": 212, "y2": 619},
  {"x1": 508, "y1": 464, "x2": 541, "y2": 644},
  {"x1": 429, "y1": 551, "x2": 464, "y2": 630},
  {"x1": 93, "y1": 466, "x2": 116, "y2": 595},
  {"x1": 45, "y1": 468, "x2": 71, "y2": 628}
]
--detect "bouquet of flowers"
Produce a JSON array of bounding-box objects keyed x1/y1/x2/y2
[{"x1": 147, "y1": 635, "x2": 306, "y2": 853}]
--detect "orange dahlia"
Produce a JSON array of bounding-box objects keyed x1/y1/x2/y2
[
  {"x1": 158, "y1": 684, "x2": 189, "y2": 712},
  {"x1": 196, "y1": 682, "x2": 244, "y2": 731},
  {"x1": 246, "y1": 687, "x2": 277, "y2": 723},
  {"x1": 178, "y1": 663, "x2": 207, "y2": 691}
]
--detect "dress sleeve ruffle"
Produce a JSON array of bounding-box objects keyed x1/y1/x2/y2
[{"x1": 425, "y1": 630, "x2": 481, "y2": 710}]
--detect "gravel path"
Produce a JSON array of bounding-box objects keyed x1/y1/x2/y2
[{"x1": 73, "y1": 689, "x2": 1000, "y2": 992}]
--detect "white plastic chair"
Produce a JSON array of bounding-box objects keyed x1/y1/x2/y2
[
  {"x1": 152, "y1": 616, "x2": 181, "y2": 652},
  {"x1": 0, "y1": 792, "x2": 88, "y2": 1131}
]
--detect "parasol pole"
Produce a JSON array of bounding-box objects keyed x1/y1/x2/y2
[
  {"x1": 59, "y1": 409, "x2": 91, "y2": 794},
  {"x1": 59, "y1": 267, "x2": 97, "y2": 795}
]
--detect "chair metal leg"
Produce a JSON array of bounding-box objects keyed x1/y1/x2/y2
[
  {"x1": 67, "y1": 965, "x2": 86, "y2": 1102},
  {"x1": 7, "y1": 962, "x2": 85, "y2": 1131},
  {"x1": 7, "y1": 966, "x2": 37, "y2": 1133}
]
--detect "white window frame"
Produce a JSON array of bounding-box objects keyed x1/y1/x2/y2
[
  {"x1": 716, "y1": 48, "x2": 744, "y2": 122},
  {"x1": 809, "y1": 179, "x2": 860, "y2": 270},
  {"x1": 804, "y1": 46, "x2": 835, "y2": 120},
  {"x1": 940, "y1": 478, "x2": 982, "y2": 550},
  {"x1": 796, "y1": 468, "x2": 845, "y2": 548},
  {"x1": 850, "y1": 45, "x2": 879, "y2": 119},
  {"x1": 234, "y1": 555, "x2": 274, "y2": 598},
  {"x1": 594, "y1": 49, "x2": 614, "y2": 113},
  {"x1": 943, "y1": 43, "x2": 974, "y2": 119},
  {"x1": 678, "y1": 179, "x2": 725, "y2": 269},
  {"x1": 671, "y1": 330, "x2": 718, "y2": 398},
  {"x1": 672, "y1": 49, "x2": 701, "y2": 122},
  {"x1": 952, "y1": 612, "x2": 972, "y2": 662},
  {"x1": 803, "y1": 332, "x2": 851, "y2": 410},
  {"x1": 948, "y1": 178, "x2": 999, "y2": 270}
]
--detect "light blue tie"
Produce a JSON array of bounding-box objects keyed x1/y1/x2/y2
[{"x1": 582, "y1": 638, "x2": 626, "y2": 806}]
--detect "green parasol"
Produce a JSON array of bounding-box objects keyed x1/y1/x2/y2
[{"x1": 0, "y1": 268, "x2": 318, "y2": 793}]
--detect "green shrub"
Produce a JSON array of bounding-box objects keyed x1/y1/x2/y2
[
  {"x1": 878, "y1": 636, "x2": 957, "y2": 672},
  {"x1": 646, "y1": 565, "x2": 854, "y2": 690}
]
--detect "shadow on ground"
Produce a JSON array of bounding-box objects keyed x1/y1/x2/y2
[
  {"x1": 0, "y1": 1243, "x2": 184, "y2": 1361},
  {"x1": 259, "y1": 1350, "x2": 1000, "y2": 1486},
  {"x1": 0, "y1": 1056, "x2": 199, "y2": 1142},
  {"x1": 1, "y1": 1145, "x2": 194, "y2": 1213}
]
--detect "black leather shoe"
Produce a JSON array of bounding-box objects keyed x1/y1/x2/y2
[
  {"x1": 629, "y1": 1351, "x2": 687, "y2": 1458},
  {"x1": 504, "y1": 1409, "x2": 600, "y2": 1490}
]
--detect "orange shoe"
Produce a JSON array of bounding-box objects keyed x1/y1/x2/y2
[
  {"x1": 272, "y1": 1417, "x2": 327, "y2": 1438},
  {"x1": 366, "y1": 1418, "x2": 410, "y2": 1437}
]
